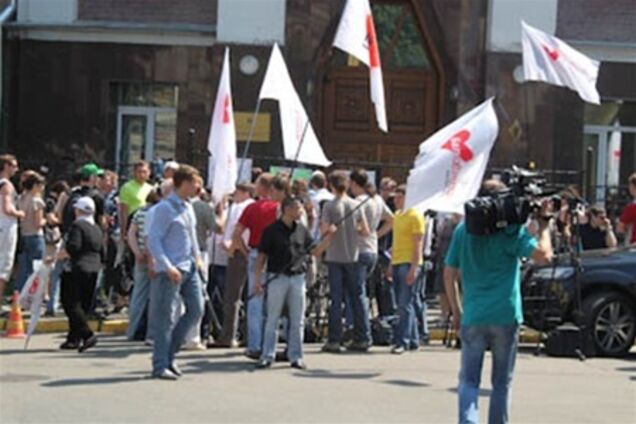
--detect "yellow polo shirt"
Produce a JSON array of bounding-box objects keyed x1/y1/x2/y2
[{"x1": 392, "y1": 208, "x2": 426, "y2": 265}]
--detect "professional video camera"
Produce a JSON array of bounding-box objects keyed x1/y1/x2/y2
[{"x1": 465, "y1": 166, "x2": 555, "y2": 236}]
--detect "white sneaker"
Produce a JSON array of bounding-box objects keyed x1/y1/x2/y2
[{"x1": 182, "y1": 341, "x2": 206, "y2": 351}]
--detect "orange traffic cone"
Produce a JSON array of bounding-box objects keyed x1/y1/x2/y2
[{"x1": 4, "y1": 291, "x2": 26, "y2": 338}]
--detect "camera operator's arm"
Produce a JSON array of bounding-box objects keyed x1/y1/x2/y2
[
  {"x1": 444, "y1": 266, "x2": 462, "y2": 331},
  {"x1": 602, "y1": 218, "x2": 618, "y2": 248},
  {"x1": 531, "y1": 217, "x2": 553, "y2": 265}
]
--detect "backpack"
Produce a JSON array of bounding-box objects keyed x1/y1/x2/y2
[{"x1": 61, "y1": 187, "x2": 86, "y2": 234}]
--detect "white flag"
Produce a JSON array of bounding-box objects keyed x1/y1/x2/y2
[
  {"x1": 607, "y1": 120, "x2": 621, "y2": 188},
  {"x1": 259, "y1": 44, "x2": 331, "y2": 167},
  {"x1": 333, "y1": 0, "x2": 388, "y2": 132},
  {"x1": 522, "y1": 21, "x2": 600, "y2": 104},
  {"x1": 207, "y1": 47, "x2": 238, "y2": 201},
  {"x1": 405, "y1": 98, "x2": 499, "y2": 214},
  {"x1": 20, "y1": 260, "x2": 51, "y2": 348}
]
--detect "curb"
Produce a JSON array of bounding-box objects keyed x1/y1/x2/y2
[{"x1": 0, "y1": 318, "x2": 542, "y2": 343}]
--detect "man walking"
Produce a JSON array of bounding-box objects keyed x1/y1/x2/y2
[
  {"x1": 146, "y1": 165, "x2": 204, "y2": 380},
  {"x1": 444, "y1": 180, "x2": 553, "y2": 424},
  {"x1": 254, "y1": 197, "x2": 335, "y2": 369}
]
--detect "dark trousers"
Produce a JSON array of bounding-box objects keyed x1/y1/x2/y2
[
  {"x1": 61, "y1": 269, "x2": 98, "y2": 343},
  {"x1": 217, "y1": 252, "x2": 247, "y2": 344}
]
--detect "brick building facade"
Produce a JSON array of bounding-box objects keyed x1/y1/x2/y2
[{"x1": 1, "y1": 0, "x2": 635, "y2": 204}]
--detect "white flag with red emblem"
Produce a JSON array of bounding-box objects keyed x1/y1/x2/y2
[
  {"x1": 522, "y1": 21, "x2": 600, "y2": 104},
  {"x1": 333, "y1": 0, "x2": 388, "y2": 132},
  {"x1": 207, "y1": 47, "x2": 237, "y2": 201},
  {"x1": 259, "y1": 44, "x2": 331, "y2": 167},
  {"x1": 20, "y1": 260, "x2": 52, "y2": 348},
  {"x1": 405, "y1": 98, "x2": 499, "y2": 214}
]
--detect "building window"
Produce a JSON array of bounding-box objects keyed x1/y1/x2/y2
[{"x1": 112, "y1": 82, "x2": 179, "y2": 176}]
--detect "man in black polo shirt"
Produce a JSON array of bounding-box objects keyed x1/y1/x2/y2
[
  {"x1": 254, "y1": 197, "x2": 335, "y2": 369},
  {"x1": 578, "y1": 205, "x2": 617, "y2": 251}
]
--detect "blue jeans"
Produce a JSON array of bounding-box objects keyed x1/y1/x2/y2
[
  {"x1": 458, "y1": 324, "x2": 520, "y2": 424},
  {"x1": 47, "y1": 259, "x2": 65, "y2": 314},
  {"x1": 148, "y1": 262, "x2": 204, "y2": 374},
  {"x1": 414, "y1": 269, "x2": 429, "y2": 339},
  {"x1": 16, "y1": 235, "x2": 45, "y2": 292},
  {"x1": 327, "y1": 262, "x2": 357, "y2": 344},
  {"x1": 353, "y1": 252, "x2": 376, "y2": 344},
  {"x1": 393, "y1": 264, "x2": 419, "y2": 348},
  {"x1": 261, "y1": 273, "x2": 305, "y2": 362},
  {"x1": 127, "y1": 263, "x2": 152, "y2": 340},
  {"x1": 247, "y1": 249, "x2": 265, "y2": 353}
]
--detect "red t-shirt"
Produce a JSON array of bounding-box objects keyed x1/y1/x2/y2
[
  {"x1": 619, "y1": 202, "x2": 636, "y2": 243},
  {"x1": 238, "y1": 199, "x2": 279, "y2": 248}
]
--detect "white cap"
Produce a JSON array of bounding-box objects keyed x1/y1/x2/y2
[
  {"x1": 74, "y1": 196, "x2": 95, "y2": 214},
  {"x1": 164, "y1": 161, "x2": 179, "y2": 171}
]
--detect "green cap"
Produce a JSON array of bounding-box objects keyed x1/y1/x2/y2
[{"x1": 79, "y1": 163, "x2": 104, "y2": 179}]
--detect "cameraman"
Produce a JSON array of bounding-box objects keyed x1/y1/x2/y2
[{"x1": 444, "y1": 180, "x2": 553, "y2": 424}]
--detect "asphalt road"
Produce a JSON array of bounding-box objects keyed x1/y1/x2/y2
[{"x1": 0, "y1": 334, "x2": 634, "y2": 423}]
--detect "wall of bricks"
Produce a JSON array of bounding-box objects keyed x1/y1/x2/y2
[{"x1": 78, "y1": 0, "x2": 217, "y2": 26}]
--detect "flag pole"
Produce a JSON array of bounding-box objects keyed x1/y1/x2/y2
[
  {"x1": 286, "y1": 119, "x2": 311, "y2": 181},
  {"x1": 236, "y1": 98, "x2": 263, "y2": 184}
]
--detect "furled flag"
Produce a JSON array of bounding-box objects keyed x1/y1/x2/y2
[
  {"x1": 19, "y1": 260, "x2": 52, "y2": 348},
  {"x1": 522, "y1": 21, "x2": 600, "y2": 104},
  {"x1": 333, "y1": 0, "x2": 388, "y2": 132},
  {"x1": 405, "y1": 98, "x2": 499, "y2": 214},
  {"x1": 207, "y1": 47, "x2": 238, "y2": 201},
  {"x1": 607, "y1": 120, "x2": 622, "y2": 188},
  {"x1": 259, "y1": 44, "x2": 331, "y2": 167}
]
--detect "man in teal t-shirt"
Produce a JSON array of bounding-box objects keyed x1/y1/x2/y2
[{"x1": 444, "y1": 180, "x2": 553, "y2": 424}]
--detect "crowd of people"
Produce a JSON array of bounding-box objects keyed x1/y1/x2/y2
[{"x1": 1, "y1": 153, "x2": 635, "y2": 414}]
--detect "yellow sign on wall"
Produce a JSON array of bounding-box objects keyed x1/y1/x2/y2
[{"x1": 235, "y1": 112, "x2": 271, "y2": 143}]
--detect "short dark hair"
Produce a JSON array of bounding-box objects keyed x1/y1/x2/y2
[
  {"x1": 395, "y1": 184, "x2": 407, "y2": 195},
  {"x1": 329, "y1": 170, "x2": 349, "y2": 193},
  {"x1": 133, "y1": 161, "x2": 149, "y2": 171},
  {"x1": 349, "y1": 168, "x2": 368, "y2": 189},
  {"x1": 0, "y1": 154, "x2": 16, "y2": 172},
  {"x1": 310, "y1": 172, "x2": 327, "y2": 189},
  {"x1": 50, "y1": 180, "x2": 69, "y2": 195},
  {"x1": 281, "y1": 196, "x2": 302, "y2": 212},
  {"x1": 22, "y1": 172, "x2": 45, "y2": 191},
  {"x1": 173, "y1": 164, "x2": 200, "y2": 188},
  {"x1": 235, "y1": 182, "x2": 255, "y2": 197},
  {"x1": 629, "y1": 172, "x2": 636, "y2": 187},
  {"x1": 589, "y1": 205, "x2": 606, "y2": 217},
  {"x1": 256, "y1": 173, "x2": 273, "y2": 190}
]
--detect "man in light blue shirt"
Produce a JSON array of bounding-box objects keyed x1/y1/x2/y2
[
  {"x1": 444, "y1": 180, "x2": 553, "y2": 424},
  {"x1": 147, "y1": 165, "x2": 204, "y2": 380}
]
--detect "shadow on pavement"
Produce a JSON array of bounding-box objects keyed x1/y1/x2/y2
[
  {"x1": 448, "y1": 387, "x2": 492, "y2": 397},
  {"x1": 0, "y1": 349, "x2": 57, "y2": 355},
  {"x1": 381, "y1": 379, "x2": 430, "y2": 388},
  {"x1": 184, "y1": 359, "x2": 255, "y2": 374},
  {"x1": 41, "y1": 375, "x2": 149, "y2": 387},
  {"x1": 291, "y1": 369, "x2": 382, "y2": 380}
]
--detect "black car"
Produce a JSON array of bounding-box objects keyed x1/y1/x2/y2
[{"x1": 522, "y1": 246, "x2": 636, "y2": 357}]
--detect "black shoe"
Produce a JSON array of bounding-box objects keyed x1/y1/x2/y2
[
  {"x1": 169, "y1": 362, "x2": 183, "y2": 377},
  {"x1": 244, "y1": 350, "x2": 261, "y2": 360},
  {"x1": 290, "y1": 360, "x2": 307, "y2": 370},
  {"x1": 60, "y1": 340, "x2": 79, "y2": 350},
  {"x1": 255, "y1": 359, "x2": 272, "y2": 369},
  {"x1": 78, "y1": 335, "x2": 98, "y2": 352},
  {"x1": 275, "y1": 351, "x2": 288, "y2": 362},
  {"x1": 346, "y1": 341, "x2": 371, "y2": 352}
]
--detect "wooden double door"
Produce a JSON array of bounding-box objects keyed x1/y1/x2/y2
[{"x1": 320, "y1": 0, "x2": 444, "y2": 181}]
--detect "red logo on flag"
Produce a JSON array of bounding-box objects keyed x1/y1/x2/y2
[
  {"x1": 442, "y1": 130, "x2": 474, "y2": 162},
  {"x1": 366, "y1": 15, "x2": 380, "y2": 68},
  {"x1": 222, "y1": 95, "x2": 231, "y2": 124},
  {"x1": 542, "y1": 45, "x2": 559, "y2": 61},
  {"x1": 28, "y1": 276, "x2": 40, "y2": 295}
]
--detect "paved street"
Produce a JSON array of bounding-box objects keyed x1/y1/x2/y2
[{"x1": 0, "y1": 334, "x2": 634, "y2": 423}]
